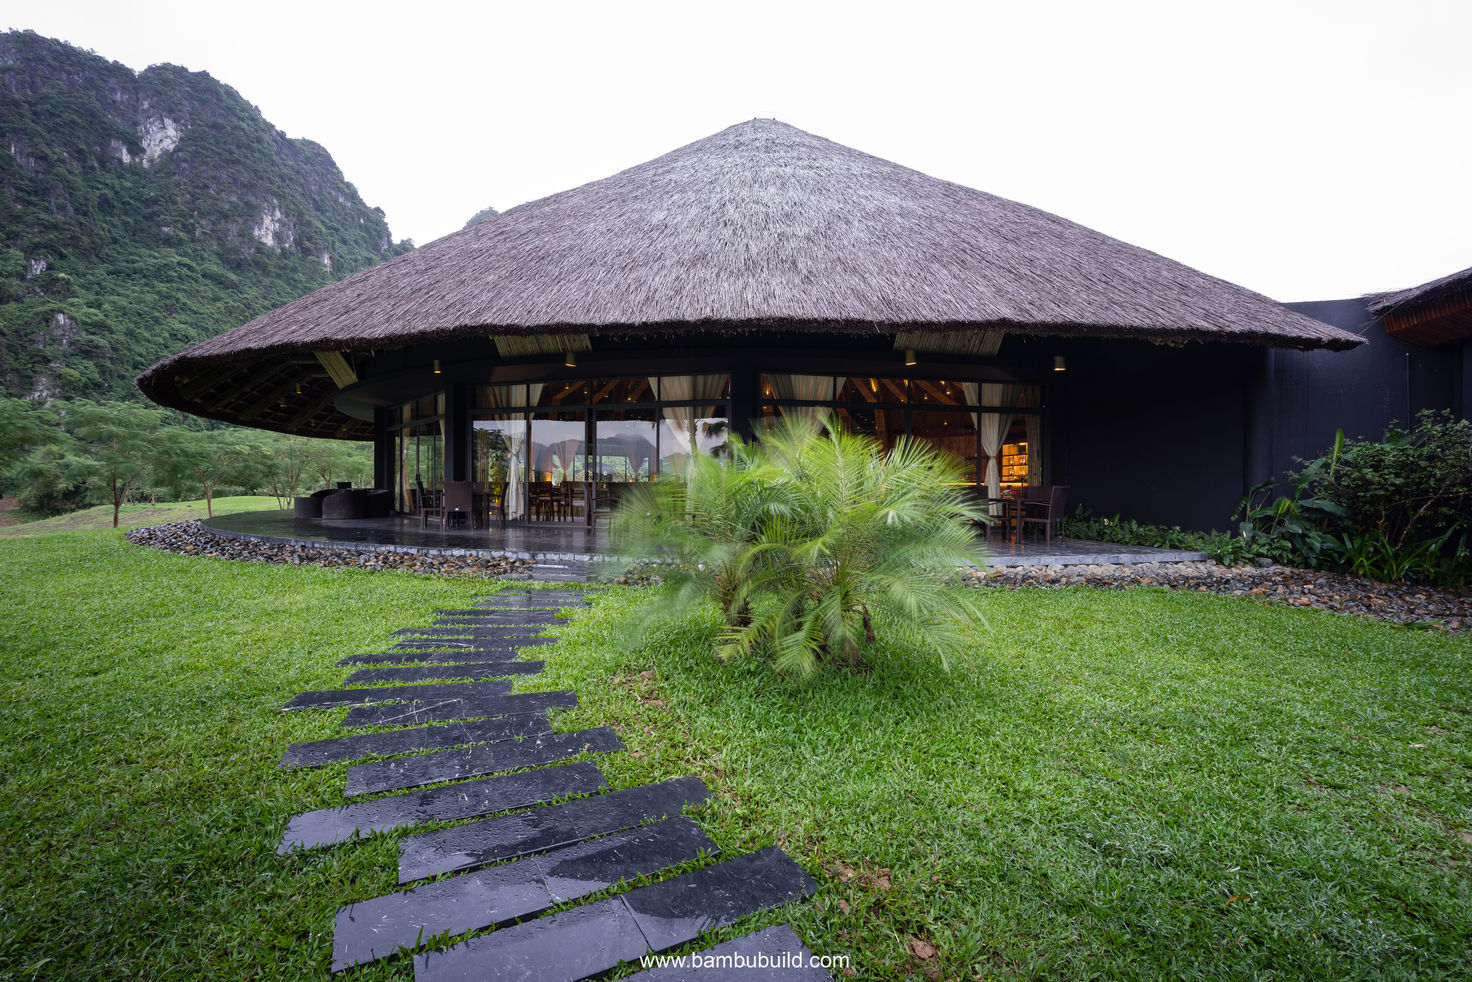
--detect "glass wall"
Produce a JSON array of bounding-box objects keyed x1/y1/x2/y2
[
  {"x1": 388, "y1": 392, "x2": 445, "y2": 514},
  {"x1": 470, "y1": 374, "x2": 732, "y2": 523},
  {"x1": 388, "y1": 370, "x2": 1040, "y2": 524},
  {"x1": 760, "y1": 374, "x2": 1041, "y2": 495}
]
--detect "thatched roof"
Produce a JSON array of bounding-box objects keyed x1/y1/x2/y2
[
  {"x1": 1365, "y1": 265, "x2": 1472, "y2": 347},
  {"x1": 1365, "y1": 265, "x2": 1472, "y2": 316},
  {"x1": 139, "y1": 118, "x2": 1361, "y2": 436}
]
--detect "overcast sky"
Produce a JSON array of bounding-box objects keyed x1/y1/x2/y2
[{"x1": 9, "y1": 0, "x2": 1471, "y2": 301}]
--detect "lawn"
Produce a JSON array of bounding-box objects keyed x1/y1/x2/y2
[
  {"x1": 1, "y1": 531, "x2": 1469, "y2": 980},
  {"x1": 0, "y1": 495, "x2": 282, "y2": 536}
]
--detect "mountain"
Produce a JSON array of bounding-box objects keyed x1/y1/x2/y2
[{"x1": 0, "y1": 29, "x2": 412, "y2": 402}]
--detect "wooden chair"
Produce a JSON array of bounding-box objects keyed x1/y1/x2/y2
[
  {"x1": 442, "y1": 480, "x2": 478, "y2": 529},
  {"x1": 417, "y1": 479, "x2": 447, "y2": 529},
  {"x1": 1019, "y1": 485, "x2": 1070, "y2": 544}
]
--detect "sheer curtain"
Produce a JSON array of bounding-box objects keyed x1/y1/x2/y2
[
  {"x1": 768, "y1": 374, "x2": 837, "y2": 422},
  {"x1": 964, "y1": 382, "x2": 1021, "y2": 498}
]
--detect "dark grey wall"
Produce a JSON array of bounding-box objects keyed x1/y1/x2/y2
[
  {"x1": 1267, "y1": 299, "x2": 1464, "y2": 481},
  {"x1": 1044, "y1": 339, "x2": 1256, "y2": 530}
]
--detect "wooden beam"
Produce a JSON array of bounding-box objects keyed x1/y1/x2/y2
[
  {"x1": 284, "y1": 388, "x2": 341, "y2": 430},
  {"x1": 316, "y1": 351, "x2": 358, "y2": 389},
  {"x1": 240, "y1": 369, "x2": 309, "y2": 419},
  {"x1": 177, "y1": 364, "x2": 245, "y2": 401}
]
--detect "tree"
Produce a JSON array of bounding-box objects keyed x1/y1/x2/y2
[
  {"x1": 62, "y1": 400, "x2": 166, "y2": 527},
  {"x1": 157, "y1": 426, "x2": 261, "y2": 517},
  {"x1": 614, "y1": 415, "x2": 991, "y2": 676}
]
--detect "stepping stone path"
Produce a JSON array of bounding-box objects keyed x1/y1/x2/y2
[{"x1": 273, "y1": 587, "x2": 827, "y2": 980}]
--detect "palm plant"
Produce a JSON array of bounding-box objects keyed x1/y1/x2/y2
[{"x1": 613, "y1": 414, "x2": 991, "y2": 676}]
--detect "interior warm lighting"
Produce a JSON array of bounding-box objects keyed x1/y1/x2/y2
[
  {"x1": 904, "y1": 349, "x2": 917, "y2": 366},
  {"x1": 564, "y1": 351, "x2": 577, "y2": 367},
  {"x1": 1053, "y1": 355, "x2": 1067, "y2": 372},
  {"x1": 295, "y1": 383, "x2": 302, "y2": 395},
  {"x1": 433, "y1": 359, "x2": 442, "y2": 374}
]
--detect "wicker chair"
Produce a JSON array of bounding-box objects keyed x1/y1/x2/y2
[{"x1": 1019, "y1": 485, "x2": 1070, "y2": 544}]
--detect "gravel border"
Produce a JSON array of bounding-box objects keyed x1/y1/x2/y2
[
  {"x1": 974, "y1": 561, "x2": 1472, "y2": 632},
  {"x1": 127, "y1": 521, "x2": 534, "y2": 578}
]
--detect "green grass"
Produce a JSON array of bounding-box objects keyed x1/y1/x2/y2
[
  {"x1": 1, "y1": 531, "x2": 1470, "y2": 980},
  {"x1": 0, "y1": 495, "x2": 282, "y2": 536}
]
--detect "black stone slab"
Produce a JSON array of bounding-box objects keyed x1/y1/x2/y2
[
  {"x1": 338, "y1": 646, "x2": 546, "y2": 667},
  {"x1": 393, "y1": 626, "x2": 558, "y2": 638},
  {"x1": 416, "y1": 894, "x2": 648, "y2": 982},
  {"x1": 619, "y1": 925, "x2": 833, "y2": 982},
  {"x1": 624, "y1": 847, "x2": 819, "y2": 950},
  {"x1": 278, "y1": 762, "x2": 606, "y2": 853},
  {"x1": 391, "y1": 634, "x2": 550, "y2": 652},
  {"x1": 340, "y1": 690, "x2": 579, "y2": 729},
  {"x1": 347, "y1": 727, "x2": 623, "y2": 797},
  {"x1": 437, "y1": 605, "x2": 582, "y2": 616},
  {"x1": 398, "y1": 776, "x2": 711, "y2": 883},
  {"x1": 279, "y1": 715, "x2": 552, "y2": 769},
  {"x1": 472, "y1": 591, "x2": 587, "y2": 604},
  {"x1": 331, "y1": 818, "x2": 716, "y2": 972},
  {"x1": 282, "y1": 681, "x2": 510, "y2": 711},
  {"x1": 413, "y1": 848, "x2": 817, "y2": 982},
  {"x1": 345, "y1": 662, "x2": 543, "y2": 685},
  {"x1": 431, "y1": 611, "x2": 563, "y2": 626}
]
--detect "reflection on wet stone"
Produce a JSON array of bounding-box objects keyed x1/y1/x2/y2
[
  {"x1": 345, "y1": 662, "x2": 543, "y2": 684},
  {"x1": 414, "y1": 848, "x2": 817, "y2": 982},
  {"x1": 398, "y1": 776, "x2": 711, "y2": 883},
  {"x1": 279, "y1": 715, "x2": 551, "y2": 769},
  {"x1": 276, "y1": 762, "x2": 606, "y2": 853},
  {"x1": 339, "y1": 690, "x2": 578, "y2": 729},
  {"x1": 415, "y1": 896, "x2": 649, "y2": 982},
  {"x1": 339, "y1": 645, "x2": 547, "y2": 666},
  {"x1": 345, "y1": 727, "x2": 623, "y2": 796},
  {"x1": 623, "y1": 848, "x2": 819, "y2": 951},
  {"x1": 331, "y1": 818, "x2": 714, "y2": 972},
  {"x1": 282, "y1": 680, "x2": 510, "y2": 711}
]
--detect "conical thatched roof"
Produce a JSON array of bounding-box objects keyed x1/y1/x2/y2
[{"x1": 138, "y1": 119, "x2": 1361, "y2": 436}]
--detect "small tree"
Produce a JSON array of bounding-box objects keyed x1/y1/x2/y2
[
  {"x1": 62, "y1": 400, "x2": 166, "y2": 527},
  {"x1": 159, "y1": 427, "x2": 260, "y2": 517}
]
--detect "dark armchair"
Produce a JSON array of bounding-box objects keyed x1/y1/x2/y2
[{"x1": 1019, "y1": 485, "x2": 1070, "y2": 544}]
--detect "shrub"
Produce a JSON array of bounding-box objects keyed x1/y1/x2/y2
[{"x1": 613, "y1": 415, "x2": 990, "y2": 676}]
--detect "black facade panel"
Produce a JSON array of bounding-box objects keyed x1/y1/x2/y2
[
  {"x1": 1049, "y1": 340, "x2": 1253, "y2": 531},
  {"x1": 1271, "y1": 299, "x2": 1461, "y2": 482}
]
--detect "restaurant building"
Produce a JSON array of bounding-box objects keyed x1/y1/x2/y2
[{"x1": 139, "y1": 119, "x2": 1378, "y2": 531}]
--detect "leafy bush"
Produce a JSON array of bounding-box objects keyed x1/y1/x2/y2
[
  {"x1": 1301, "y1": 411, "x2": 1472, "y2": 549},
  {"x1": 613, "y1": 415, "x2": 989, "y2": 676},
  {"x1": 1061, "y1": 509, "x2": 1252, "y2": 566}
]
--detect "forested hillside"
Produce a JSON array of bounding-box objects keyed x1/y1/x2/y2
[{"x1": 0, "y1": 29, "x2": 412, "y2": 403}]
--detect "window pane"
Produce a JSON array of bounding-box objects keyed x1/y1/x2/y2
[{"x1": 592, "y1": 378, "x2": 654, "y2": 404}]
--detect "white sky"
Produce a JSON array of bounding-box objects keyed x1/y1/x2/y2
[{"x1": 8, "y1": 0, "x2": 1470, "y2": 301}]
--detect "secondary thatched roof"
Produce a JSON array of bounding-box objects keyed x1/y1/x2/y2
[
  {"x1": 139, "y1": 118, "x2": 1361, "y2": 436},
  {"x1": 1365, "y1": 265, "x2": 1472, "y2": 347}
]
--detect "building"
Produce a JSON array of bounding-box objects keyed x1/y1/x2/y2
[{"x1": 138, "y1": 119, "x2": 1370, "y2": 531}]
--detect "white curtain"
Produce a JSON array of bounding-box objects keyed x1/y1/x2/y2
[
  {"x1": 965, "y1": 382, "x2": 1021, "y2": 498},
  {"x1": 768, "y1": 374, "x2": 837, "y2": 422}
]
